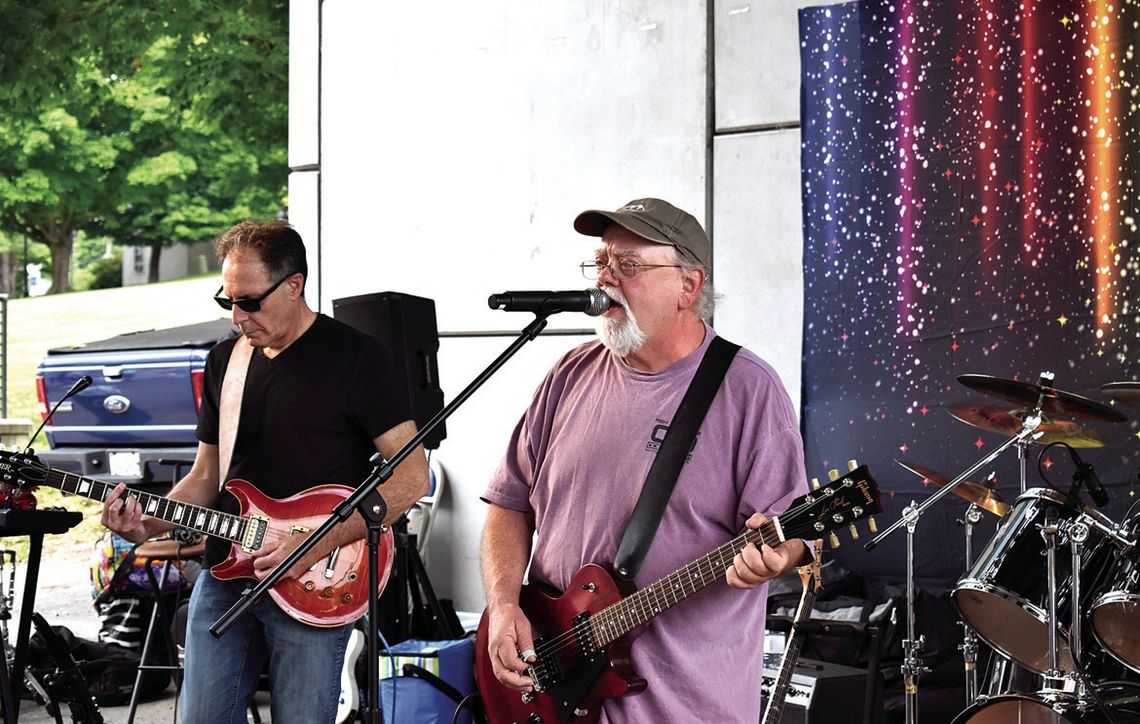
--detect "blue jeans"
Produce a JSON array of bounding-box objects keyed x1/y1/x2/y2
[{"x1": 181, "y1": 572, "x2": 353, "y2": 724}]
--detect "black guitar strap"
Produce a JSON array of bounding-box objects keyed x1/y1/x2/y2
[{"x1": 613, "y1": 335, "x2": 740, "y2": 581}]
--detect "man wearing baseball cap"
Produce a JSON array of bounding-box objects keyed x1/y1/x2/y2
[{"x1": 481, "y1": 198, "x2": 808, "y2": 722}]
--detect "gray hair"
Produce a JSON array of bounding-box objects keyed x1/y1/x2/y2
[{"x1": 676, "y1": 249, "x2": 716, "y2": 321}]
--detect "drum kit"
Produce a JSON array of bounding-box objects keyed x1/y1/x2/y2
[{"x1": 867, "y1": 372, "x2": 1140, "y2": 723}]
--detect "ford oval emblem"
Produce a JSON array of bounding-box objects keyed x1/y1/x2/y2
[{"x1": 103, "y1": 395, "x2": 131, "y2": 414}]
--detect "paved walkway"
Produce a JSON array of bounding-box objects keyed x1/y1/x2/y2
[{"x1": 5, "y1": 542, "x2": 280, "y2": 723}]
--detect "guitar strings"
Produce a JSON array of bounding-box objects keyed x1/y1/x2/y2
[
  {"x1": 529, "y1": 521, "x2": 782, "y2": 666},
  {"x1": 525, "y1": 485, "x2": 846, "y2": 665}
]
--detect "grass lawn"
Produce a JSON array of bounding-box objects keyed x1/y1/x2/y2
[{"x1": 4, "y1": 274, "x2": 224, "y2": 561}]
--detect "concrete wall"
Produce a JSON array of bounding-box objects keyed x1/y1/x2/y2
[{"x1": 291, "y1": 0, "x2": 822, "y2": 612}]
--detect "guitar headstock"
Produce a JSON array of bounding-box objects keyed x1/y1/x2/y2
[
  {"x1": 779, "y1": 462, "x2": 882, "y2": 544},
  {"x1": 0, "y1": 449, "x2": 48, "y2": 490}
]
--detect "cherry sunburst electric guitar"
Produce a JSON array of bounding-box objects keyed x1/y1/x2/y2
[
  {"x1": 475, "y1": 465, "x2": 881, "y2": 724},
  {"x1": 0, "y1": 450, "x2": 394, "y2": 627}
]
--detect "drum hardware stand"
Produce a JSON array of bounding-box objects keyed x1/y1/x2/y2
[
  {"x1": 867, "y1": 401, "x2": 1043, "y2": 724},
  {"x1": 957, "y1": 503, "x2": 983, "y2": 704},
  {"x1": 1038, "y1": 508, "x2": 1075, "y2": 703},
  {"x1": 899, "y1": 502, "x2": 929, "y2": 724}
]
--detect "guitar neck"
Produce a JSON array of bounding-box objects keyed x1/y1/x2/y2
[
  {"x1": 589, "y1": 519, "x2": 785, "y2": 647},
  {"x1": 762, "y1": 583, "x2": 818, "y2": 724},
  {"x1": 38, "y1": 468, "x2": 249, "y2": 544}
]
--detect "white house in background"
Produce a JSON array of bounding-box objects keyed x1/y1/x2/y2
[{"x1": 120, "y1": 241, "x2": 221, "y2": 286}]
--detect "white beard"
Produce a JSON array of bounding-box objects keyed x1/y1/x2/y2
[{"x1": 595, "y1": 287, "x2": 646, "y2": 358}]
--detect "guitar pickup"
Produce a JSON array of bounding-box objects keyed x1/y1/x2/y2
[{"x1": 241, "y1": 515, "x2": 269, "y2": 553}]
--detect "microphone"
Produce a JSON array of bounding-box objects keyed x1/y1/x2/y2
[
  {"x1": 1070, "y1": 448, "x2": 1109, "y2": 507},
  {"x1": 25, "y1": 375, "x2": 93, "y2": 453},
  {"x1": 488, "y1": 289, "x2": 612, "y2": 317}
]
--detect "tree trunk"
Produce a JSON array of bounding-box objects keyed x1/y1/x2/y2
[
  {"x1": 0, "y1": 252, "x2": 16, "y2": 295},
  {"x1": 43, "y1": 223, "x2": 75, "y2": 294},
  {"x1": 147, "y1": 244, "x2": 163, "y2": 283}
]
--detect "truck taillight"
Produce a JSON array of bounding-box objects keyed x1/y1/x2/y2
[
  {"x1": 191, "y1": 369, "x2": 205, "y2": 413},
  {"x1": 35, "y1": 375, "x2": 51, "y2": 423}
]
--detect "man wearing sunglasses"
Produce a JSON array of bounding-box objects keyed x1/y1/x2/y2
[
  {"x1": 480, "y1": 198, "x2": 809, "y2": 723},
  {"x1": 101, "y1": 220, "x2": 429, "y2": 723}
]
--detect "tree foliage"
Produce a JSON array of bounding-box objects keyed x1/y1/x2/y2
[{"x1": 0, "y1": 1, "x2": 287, "y2": 292}]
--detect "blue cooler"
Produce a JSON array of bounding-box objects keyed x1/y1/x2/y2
[{"x1": 380, "y1": 637, "x2": 476, "y2": 724}]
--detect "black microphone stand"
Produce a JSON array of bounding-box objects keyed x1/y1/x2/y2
[{"x1": 209, "y1": 312, "x2": 554, "y2": 724}]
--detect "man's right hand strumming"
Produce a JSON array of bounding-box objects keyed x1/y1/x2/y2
[{"x1": 486, "y1": 602, "x2": 538, "y2": 692}]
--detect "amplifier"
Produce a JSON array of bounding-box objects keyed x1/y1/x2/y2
[{"x1": 761, "y1": 655, "x2": 881, "y2": 724}]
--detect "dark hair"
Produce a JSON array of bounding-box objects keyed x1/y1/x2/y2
[{"x1": 215, "y1": 220, "x2": 308, "y2": 283}]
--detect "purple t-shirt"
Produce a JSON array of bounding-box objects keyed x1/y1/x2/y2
[{"x1": 483, "y1": 325, "x2": 808, "y2": 723}]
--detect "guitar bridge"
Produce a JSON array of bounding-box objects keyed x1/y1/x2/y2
[{"x1": 241, "y1": 515, "x2": 269, "y2": 553}]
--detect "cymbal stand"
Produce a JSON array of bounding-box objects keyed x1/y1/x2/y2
[
  {"x1": 900, "y1": 502, "x2": 927, "y2": 724},
  {"x1": 866, "y1": 398, "x2": 1043, "y2": 724},
  {"x1": 867, "y1": 417, "x2": 1044, "y2": 554},
  {"x1": 1066, "y1": 518, "x2": 1088, "y2": 703},
  {"x1": 958, "y1": 503, "x2": 982, "y2": 704}
]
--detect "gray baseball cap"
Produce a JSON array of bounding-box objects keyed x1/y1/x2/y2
[{"x1": 573, "y1": 198, "x2": 709, "y2": 267}]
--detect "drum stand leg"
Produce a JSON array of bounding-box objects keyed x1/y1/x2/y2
[
  {"x1": 901, "y1": 502, "x2": 928, "y2": 724},
  {"x1": 1039, "y1": 509, "x2": 1068, "y2": 699},
  {"x1": 958, "y1": 504, "x2": 983, "y2": 705}
]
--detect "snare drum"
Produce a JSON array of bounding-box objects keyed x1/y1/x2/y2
[{"x1": 952, "y1": 488, "x2": 1115, "y2": 675}]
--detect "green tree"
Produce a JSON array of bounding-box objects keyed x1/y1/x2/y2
[{"x1": 0, "y1": 1, "x2": 287, "y2": 292}]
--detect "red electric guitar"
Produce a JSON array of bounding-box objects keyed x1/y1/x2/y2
[
  {"x1": 0, "y1": 450, "x2": 394, "y2": 627},
  {"x1": 475, "y1": 466, "x2": 881, "y2": 724}
]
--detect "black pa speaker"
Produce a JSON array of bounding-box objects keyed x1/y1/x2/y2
[{"x1": 332, "y1": 291, "x2": 446, "y2": 449}]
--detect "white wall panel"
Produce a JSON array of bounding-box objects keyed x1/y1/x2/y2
[
  {"x1": 288, "y1": 0, "x2": 321, "y2": 168},
  {"x1": 287, "y1": 170, "x2": 321, "y2": 307},
  {"x1": 318, "y1": 0, "x2": 708, "y2": 332},
  {"x1": 713, "y1": 0, "x2": 835, "y2": 130},
  {"x1": 712, "y1": 129, "x2": 803, "y2": 411},
  {"x1": 423, "y1": 333, "x2": 590, "y2": 611}
]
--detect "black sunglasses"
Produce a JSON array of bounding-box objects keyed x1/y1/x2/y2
[{"x1": 214, "y1": 273, "x2": 294, "y2": 313}]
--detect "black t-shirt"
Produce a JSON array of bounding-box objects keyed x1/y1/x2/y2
[{"x1": 196, "y1": 314, "x2": 412, "y2": 566}]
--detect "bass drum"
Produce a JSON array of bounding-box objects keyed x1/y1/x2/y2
[{"x1": 952, "y1": 685, "x2": 1140, "y2": 724}]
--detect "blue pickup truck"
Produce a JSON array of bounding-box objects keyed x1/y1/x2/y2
[{"x1": 34, "y1": 318, "x2": 237, "y2": 488}]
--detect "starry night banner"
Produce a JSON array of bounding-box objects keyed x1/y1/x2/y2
[{"x1": 799, "y1": 0, "x2": 1140, "y2": 584}]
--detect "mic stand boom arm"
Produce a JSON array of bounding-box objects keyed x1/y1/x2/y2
[{"x1": 208, "y1": 313, "x2": 552, "y2": 724}]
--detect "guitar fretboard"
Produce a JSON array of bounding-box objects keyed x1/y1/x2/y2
[
  {"x1": 588, "y1": 521, "x2": 782, "y2": 647},
  {"x1": 44, "y1": 468, "x2": 249, "y2": 543},
  {"x1": 763, "y1": 582, "x2": 818, "y2": 724}
]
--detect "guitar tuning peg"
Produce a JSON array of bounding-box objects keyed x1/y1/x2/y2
[
  {"x1": 827, "y1": 469, "x2": 840, "y2": 482},
  {"x1": 848, "y1": 523, "x2": 859, "y2": 540},
  {"x1": 829, "y1": 531, "x2": 841, "y2": 549},
  {"x1": 844, "y1": 459, "x2": 878, "y2": 531},
  {"x1": 811, "y1": 477, "x2": 821, "y2": 490}
]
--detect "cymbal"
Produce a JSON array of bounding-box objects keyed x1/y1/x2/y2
[
  {"x1": 958, "y1": 374, "x2": 1127, "y2": 423},
  {"x1": 894, "y1": 458, "x2": 1009, "y2": 516},
  {"x1": 1102, "y1": 382, "x2": 1140, "y2": 408},
  {"x1": 948, "y1": 403, "x2": 1106, "y2": 448}
]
